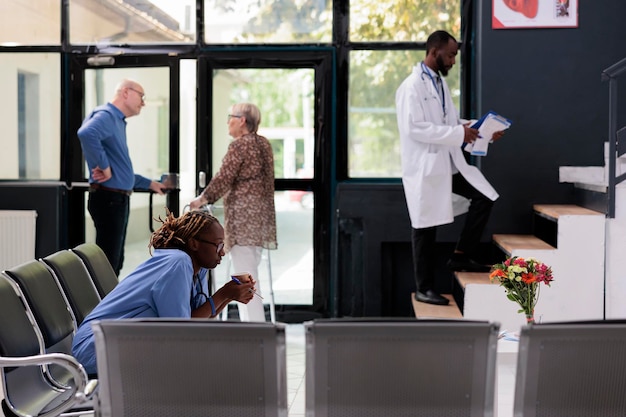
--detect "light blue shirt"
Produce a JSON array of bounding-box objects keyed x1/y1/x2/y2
[
  {"x1": 72, "y1": 249, "x2": 209, "y2": 375},
  {"x1": 77, "y1": 102, "x2": 151, "y2": 191}
]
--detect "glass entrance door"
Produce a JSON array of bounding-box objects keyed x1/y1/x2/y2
[{"x1": 208, "y1": 68, "x2": 315, "y2": 306}]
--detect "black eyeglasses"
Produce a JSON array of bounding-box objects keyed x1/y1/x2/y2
[
  {"x1": 194, "y1": 237, "x2": 225, "y2": 253},
  {"x1": 227, "y1": 114, "x2": 243, "y2": 122},
  {"x1": 127, "y1": 87, "x2": 145, "y2": 102}
]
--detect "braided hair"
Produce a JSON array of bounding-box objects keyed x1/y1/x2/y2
[{"x1": 149, "y1": 209, "x2": 219, "y2": 254}]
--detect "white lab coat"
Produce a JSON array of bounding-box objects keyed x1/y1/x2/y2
[{"x1": 396, "y1": 63, "x2": 499, "y2": 229}]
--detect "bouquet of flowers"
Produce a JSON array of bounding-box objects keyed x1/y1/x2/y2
[{"x1": 489, "y1": 256, "x2": 554, "y2": 324}]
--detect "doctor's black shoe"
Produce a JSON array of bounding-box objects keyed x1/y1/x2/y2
[
  {"x1": 414, "y1": 290, "x2": 449, "y2": 306},
  {"x1": 446, "y1": 254, "x2": 491, "y2": 273}
]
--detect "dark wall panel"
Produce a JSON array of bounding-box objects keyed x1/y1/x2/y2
[
  {"x1": 474, "y1": 1, "x2": 626, "y2": 236},
  {"x1": 334, "y1": 183, "x2": 464, "y2": 317}
]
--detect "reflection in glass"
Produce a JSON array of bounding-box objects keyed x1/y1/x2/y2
[
  {"x1": 348, "y1": 50, "x2": 461, "y2": 178},
  {"x1": 0, "y1": 53, "x2": 59, "y2": 180},
  {"x1": 204, "y1": 0, "x2": 332, "y2": 44},
  {"x1": 349, "y1": 0, "x2": 461, "y2": 42},
  {"x1": 70, "y1": 0, "x2": 194, "y2": 45},
  {"x1": 0, "y1": 0, "x2": 60, "y2": 45}
]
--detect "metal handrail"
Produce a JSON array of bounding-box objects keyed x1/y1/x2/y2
[{"x1": 601, "y1": 58, "x2": 626, "y2": 218}]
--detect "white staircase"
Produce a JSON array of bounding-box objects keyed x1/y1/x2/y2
[
  {"x1": 560, "y1": 141, "x2": 626, "y2": 319},
  {"x1": 412, "y1": 138, "x2": 626, "y2": 328},
  {"x1": 453, "y1": 132, "x2": 626, "y2": 331},
  {"x1": 458, "y1": 204, "x2": 606, "y2": 333}
]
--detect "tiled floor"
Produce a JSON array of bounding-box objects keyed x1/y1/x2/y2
[
  {"x1": 284, "y1": 323, "x2": 518, "y2": 417},
  {"x1": 285, "y1": 324, "x2": 307, "y2": 416}
]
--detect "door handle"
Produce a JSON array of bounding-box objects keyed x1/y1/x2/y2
[{"x1": 199, "y1": 171, "x2": 207, "y2": 189}]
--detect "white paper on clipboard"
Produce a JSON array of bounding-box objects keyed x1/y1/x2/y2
[{"x1": 464, "y1": 111, "x2": 512, "y2": 156}]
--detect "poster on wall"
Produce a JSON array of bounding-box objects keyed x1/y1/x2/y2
[{"x1": 493, "y1": 0, "x2": 578, "y2": 29}]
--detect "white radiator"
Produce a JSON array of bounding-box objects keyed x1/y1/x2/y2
[{"x1": 0, "y1": 210, "x2": 37, "y2": 271}]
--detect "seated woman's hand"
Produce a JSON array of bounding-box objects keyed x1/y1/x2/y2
[{"x1": 223, "y1": 279, "x2": 255, "y2": 303}]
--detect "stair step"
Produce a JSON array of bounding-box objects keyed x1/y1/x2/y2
[
  {"x1": 411, "y1": 293, "x2": 462, "y2": 319},
  {"x1": 534, "y1": 204, "x2": 603, "y2": 221},
  {"x1": 452, "y1": 272, "x2": 496, "y2": 315},
  {"x1": 492, "y1": 234, "x2": 554, "y2": 256},
  {"x1": 455, "y1": 271, "x2": 494, "y2": 288}
]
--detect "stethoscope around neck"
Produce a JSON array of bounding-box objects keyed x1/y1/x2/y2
[{"x1": 420, "y1": 62, "x2": 446, "y2": 117}]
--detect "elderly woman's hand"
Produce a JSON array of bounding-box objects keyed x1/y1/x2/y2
[{"x1": 189, "y1": 195, "x2": 207, "y2": 210}]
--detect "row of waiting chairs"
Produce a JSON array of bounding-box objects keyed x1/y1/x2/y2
[
  {"x1": 0, "y1": 243, "x2": 118, "y2": 417},
  {"x1": 76, "y1": 318, "x2": 626, "y2": 417},
  {"x1": 2, "y1": 243, "x2": 626, "y2": 416}
]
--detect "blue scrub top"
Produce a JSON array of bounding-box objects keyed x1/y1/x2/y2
[{"x1": 72, "y1": 249, "x2": 208, "y2": 375}]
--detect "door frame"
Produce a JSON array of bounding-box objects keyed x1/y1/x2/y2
[
  {"x1": 197, "y1": 49, "x2": 335, "y2": 315},
  {"x1": 66, "y1": 54, "x2": 182, "y2": 247}
]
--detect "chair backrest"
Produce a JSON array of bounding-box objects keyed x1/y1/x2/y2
[
  {"x1": 92, "y1": 319, "x2": 288, "y2": 417},
  {"x1": 514, "y1": 320, "x2": 626, "y2": 417},
  {"x1": 41, "y1": 250, "x2": 102, "y2": 327},
  {"x1": 0, "y1": 273, "x2": 88, "y2": 417},
  {"x1": 3, "y1": 260, "x2": 76, "y2": 389},
  {"x1": 305, "y1": 319, "x2": 499, "y2": 417},
  {"x1": 71, "y1": 243, "x2": 119, "y2": 298}
]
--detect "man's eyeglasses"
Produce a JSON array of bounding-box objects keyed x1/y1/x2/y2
[
  {"x1": 127, "y1": 87, "x2": 145, "y2": 102},
  {"x1": 227, "y1": 114, "x2": 243, "y2": 122},
  {"x1": 194, "y1": 237, "x2": 225, "y2": 253}
]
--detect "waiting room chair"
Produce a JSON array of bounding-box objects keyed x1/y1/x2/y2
[
  {"x1": 513, "y1": 320, "x2": 626, "y2": 416},
  {"x1": 92, "y1": 319, "x2": 288, "y2": 417},
  {"x1": 305, "y1": 318, "x2": 499, "y2": 417},
  {"x1": 71, "y1": 243, "x2": 119, "y2": 298},
  {"x1": 4, "y1": 260, "x2": 78, "y2": 390},
  {"x1": 40, "y1": 250, "x2": 102, "y2": 328},
  {"x1": 0, "y1": 273, "x2": 96, "y2": 417}
]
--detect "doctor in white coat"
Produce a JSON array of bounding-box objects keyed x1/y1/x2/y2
[{"x1": 395, "y1": 30, "x2": 504, "y2": 306}]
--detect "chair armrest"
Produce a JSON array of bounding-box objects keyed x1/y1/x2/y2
[{"x1": 0, "y1": 352, "x2": 98, "y2": 417}]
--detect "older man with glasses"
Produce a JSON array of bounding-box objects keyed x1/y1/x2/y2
[{"x1": 78, "y1": 78, "x2": 169, "y2": 276}]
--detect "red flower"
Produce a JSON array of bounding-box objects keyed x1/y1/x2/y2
[
  {"x1": 490, "y1": 269, "x2": 507, "y2": 281},
  {"x1": 513, "y1": 258, "x2": 527, "y2": 268},
  {"x1": 521, "y1": 273, "x2": 536, "y2": 284}
]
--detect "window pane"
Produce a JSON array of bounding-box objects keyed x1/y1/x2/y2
[
  {"x1": 178, "y1": 59, "x2": 198, "y2": 213},
  {"x1": 212, "y1": 68, "x2": 315, "y2": 180},
  {"x1": 70, "y1": 0, "x2": 194, "y2": 45},
  {"x1": 348, "y1": 50, "x2": 461, "y2": 177},
  {"x1": 0, "y1": 53, "x2": 60, "y2": 180},
  {"x1": 0, "y1": 0, "x2": 60, "y2": 45},
  {"x1": 350, "y1": 0, "x2": 461, "y2": 42},
  {"x1": 204, "y1": 0, "x2": 332, "y2": 44}
]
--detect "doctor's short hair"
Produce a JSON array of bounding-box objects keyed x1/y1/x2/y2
[{"x1": 426, "y1": 30, "x2": 457, "y2": 55}]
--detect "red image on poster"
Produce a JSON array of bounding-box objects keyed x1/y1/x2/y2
[{"x1": 493, "y1": 0, "x2": 577, "y2": 29}]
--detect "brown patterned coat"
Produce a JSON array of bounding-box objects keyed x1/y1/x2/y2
[{"x1": 200, "y1": 133, "x2": 277, "y2": 252}]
